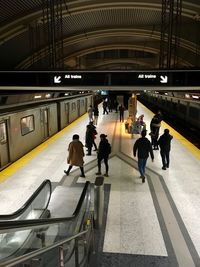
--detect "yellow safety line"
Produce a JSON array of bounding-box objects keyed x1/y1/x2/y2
[
  {"x1": 0, "y1": 113, "x2": 87, "y2": 183},
  {"x1": 139, "y1": 101, "x2": 200, "y2": 160}
]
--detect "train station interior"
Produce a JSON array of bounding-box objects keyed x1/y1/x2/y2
[{"x1": 0, "y1": 1, "x2": 200, "y2": 267}]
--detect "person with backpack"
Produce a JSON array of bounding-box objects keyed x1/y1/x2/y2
[
  {"x1": 150, "y1": 111, "x2": 163, "y2": 150},
  {"x1": 89, "y1": 121, "x2": 98, "y2": 151},
  {"x1": 96, "y1": 134, "x2": 111, "y2": 177}
]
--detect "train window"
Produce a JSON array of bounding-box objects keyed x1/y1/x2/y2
[
  {"x1": 0, "y1": 123, "x2": 7, "y2": 143},
  {"x1": 72, "y1": 102, "x2": 76, "y2": 111},
  {"x1": 81, "y1": 99, "x2": 85, "y2": 106},
  {"x1": 21, "y1": 115, "x2": 34, "y2": 136},
  {"x1": 65, "y1": 103, "x2": 69, "y2": 111},
  {"x1": 44, "y1": 110, "x2": 48, "y2": 124}
]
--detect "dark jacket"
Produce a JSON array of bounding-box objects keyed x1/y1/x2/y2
[
  {"x1": 158, "y1": 133, "x2": 173, "y2": 152},
  {"x1": 98, "y1": 139, "x2": 110, "y2": 158},
  {"x1": 85, "y1": 127, "x2": 93, "y2": 148},
  {"x1": 150, "y1": 113, "x2": 162, "y2": 129},
  {"x1": 133, "y1": 137, "x2": 154, "y2": 160},
  {"x1": 93, "y1": 107, "x2": 99, "y2": 116}
]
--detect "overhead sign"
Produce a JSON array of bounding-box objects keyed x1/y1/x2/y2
[
  {"x1": 160, "y1": 75, "x2": 168, "y2": 83},
  {"x1": 0, "y1": 70, "x2": 200, "y2": 87},
  {"x1": 137, "y1": 73, "x2": 168, "y2": 84},
  {"x1": 54, "y1": 76, "x2": 61, "y2": 83}
]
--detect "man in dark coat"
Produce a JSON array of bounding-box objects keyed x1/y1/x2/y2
[
  {"x1": 133, "y1": 130, "x2": 154, "y2": 183},
  {"x1": 150, "y1": 111, "x2": 163, "y2": 150},
  {"x1": 119, "y1": 104, "x2": 125, "y2": 122},
  {"x1": 157, "y1": 129, "x2": 173, "y2": 170},
  {"x1": 85, "y1": 125, "x2": 94, "y2": 155},
  {"x1": 89, "y1": 121, "x2": 98, "y2": 151},
  {"x1": 96, "y1": 134, "x2": 111, "y2": 177}
]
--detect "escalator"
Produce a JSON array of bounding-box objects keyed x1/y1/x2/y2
[{"x1": 0, "y1": 181, "x2": 94, "y2": 267}]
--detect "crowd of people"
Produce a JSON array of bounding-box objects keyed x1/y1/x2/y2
[
  {"x1": 64, "y1": 102, "x2": 173, "y2": 183},
  {"x1": 64, "y1": 103, "x2": 112, "y2": 178},
  {"x1": 133, "y1": 111, "x2": 173, "y2": 182}
]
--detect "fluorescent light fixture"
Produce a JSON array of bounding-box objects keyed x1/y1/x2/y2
[
  {"x1": 65, "y1": 93, "x2": 69, "y2": 96},
  {"x1": 34, "y1": 95, "x2": 41, "y2": 99},
  {"x1": 192, "y1": 95, "x2": 199, "y2": 99}
]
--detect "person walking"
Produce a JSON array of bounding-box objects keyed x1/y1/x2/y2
[
  {"x1": 102, "y1": 100, "x2": 108, "y2": 115},
  {"x1": 85, "y1": 125, "x2": 94, "y2": 155},
  {"x1": 88, "y1": 121, "x2": 98, "y2": 151},
  {"x1": 87, "y1": 105, "x2": 93, "y2": 122},
  {"x1": 93, "y1": 105, "x2": 99, "y2": 125},
  {"x1": 150, "y1": 111, "x2": 162, "y2": 150},
  {"x1": 96, "y1": 134, "x2": 111, "y2": 177},
  {"x1": 64, "y1": 134, "x2": 85, "y2": 177},
  {"x1": 157, "y1": 129, "x2": 173, "y2": 170},
  {"x1": 133, "y1": 130, "x2": 154, "y2": 183},
  {"x1": 119, "y1": 104, "x2": 125, "y2": 122}
]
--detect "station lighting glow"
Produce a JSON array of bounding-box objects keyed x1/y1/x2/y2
[
  {"x1": 192, "y1": 95, "x2": 199, "y2": 99},
  {"x1": 185, "y1": 94, "x2": 190, "y2": 98},
  {"x1": 45, "y1": 94, "x2": 51, "y2": 98},
  {"x1": 65, "y1": 93, "x2": 69, "y2": 96},
  {"x1": 34, "y1": 95, "x2": 42, "y2": 99}
]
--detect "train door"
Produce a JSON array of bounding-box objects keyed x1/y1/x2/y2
[
  {"x1": 85, "y1": 98, "x2": 88, "y2": 112},
  {"x1": 0, "y1": 120, "x2": 10, "y2": 168},
  {"x1": 41, "y1": 108, "x2": 49, "y2": 139},
  {"x1": 65, "y1": 103, "x2": 69, "y2": 125},
  {"x1": 77, "y1": 100, "x2": 80, "y2": 116}
]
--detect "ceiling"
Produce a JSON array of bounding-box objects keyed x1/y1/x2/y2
[{"x1": 0, "y1": 0, "x2": 200, "y2": 70}]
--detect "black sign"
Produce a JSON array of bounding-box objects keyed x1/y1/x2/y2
[{"x1": 0, "y1": 70, "x2": 200, "y2": 87}]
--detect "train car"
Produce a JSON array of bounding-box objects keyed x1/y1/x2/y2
[
  {"x1": 0, "y1": 103, "x2": 58, "y2": 169},
  {"x1": 0, "y1": 94, "x2": 93, "y2": 170},
  {"x1": 138, "y1": 92, "x2": 200, "y2": 131}
]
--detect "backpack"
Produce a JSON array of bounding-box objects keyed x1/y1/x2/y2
[{"x1": 107, "y1": 143, "x2": 111, "y2": 154}]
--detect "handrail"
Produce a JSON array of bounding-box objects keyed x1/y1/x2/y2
[
  {"x1": 0, "y1": 181, "x2": 91, "y2": 232},
  {"x1": 0, "y1": 229, "x2": 89, "y2": 267},
  {"x1": 0, "y1": 179, "x2": 52, "y2": 220}
]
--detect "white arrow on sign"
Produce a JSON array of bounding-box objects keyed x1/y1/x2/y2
[
  {"x1": 54, "y1": 76, "x2": 61, "y2": 83},
  {"x1": 160, "y1": 75, "x2": 168, "y2": 83}
]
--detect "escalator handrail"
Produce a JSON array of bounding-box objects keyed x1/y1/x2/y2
[
  {"x1": 0, "y1": 229, "x2": 89, "y2": 267},
  {"x1": 0, "y1": 179, "x2": 52, "y2": 220},
  {"x1": 0, "y1": 181, "x2": 91, "y2": 231}
]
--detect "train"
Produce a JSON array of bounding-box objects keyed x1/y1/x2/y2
[
  {"x1": 0, "y1": 93, "x2": 94, "y2": 170},
  {"x1": 138, "y1": 91, "x2": 200, "y2": 131}
]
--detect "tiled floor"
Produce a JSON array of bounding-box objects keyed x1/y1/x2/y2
[{"x1": 0, "y1": 101, "x2": 200, "y2": 266}]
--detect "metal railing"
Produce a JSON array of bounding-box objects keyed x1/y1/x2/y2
[
  {"x1": 0, "y1": 181, "x2": 94, "y2": 267},
  {"x1": 0, "y1": 227, "x2": 93, "y2": 267}
]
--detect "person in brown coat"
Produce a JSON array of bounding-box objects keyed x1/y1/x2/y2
[{"x1": 64, "y1": 134, "x2": 85, "y2": 177}]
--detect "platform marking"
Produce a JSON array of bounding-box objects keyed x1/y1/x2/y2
[{"x1": 119, "y1": 121, "x2": 200, "y2": 267}]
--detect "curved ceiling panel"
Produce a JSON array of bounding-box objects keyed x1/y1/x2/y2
[{"x1": 0, "y1": 0, "x2": 199, "y2": 70}]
